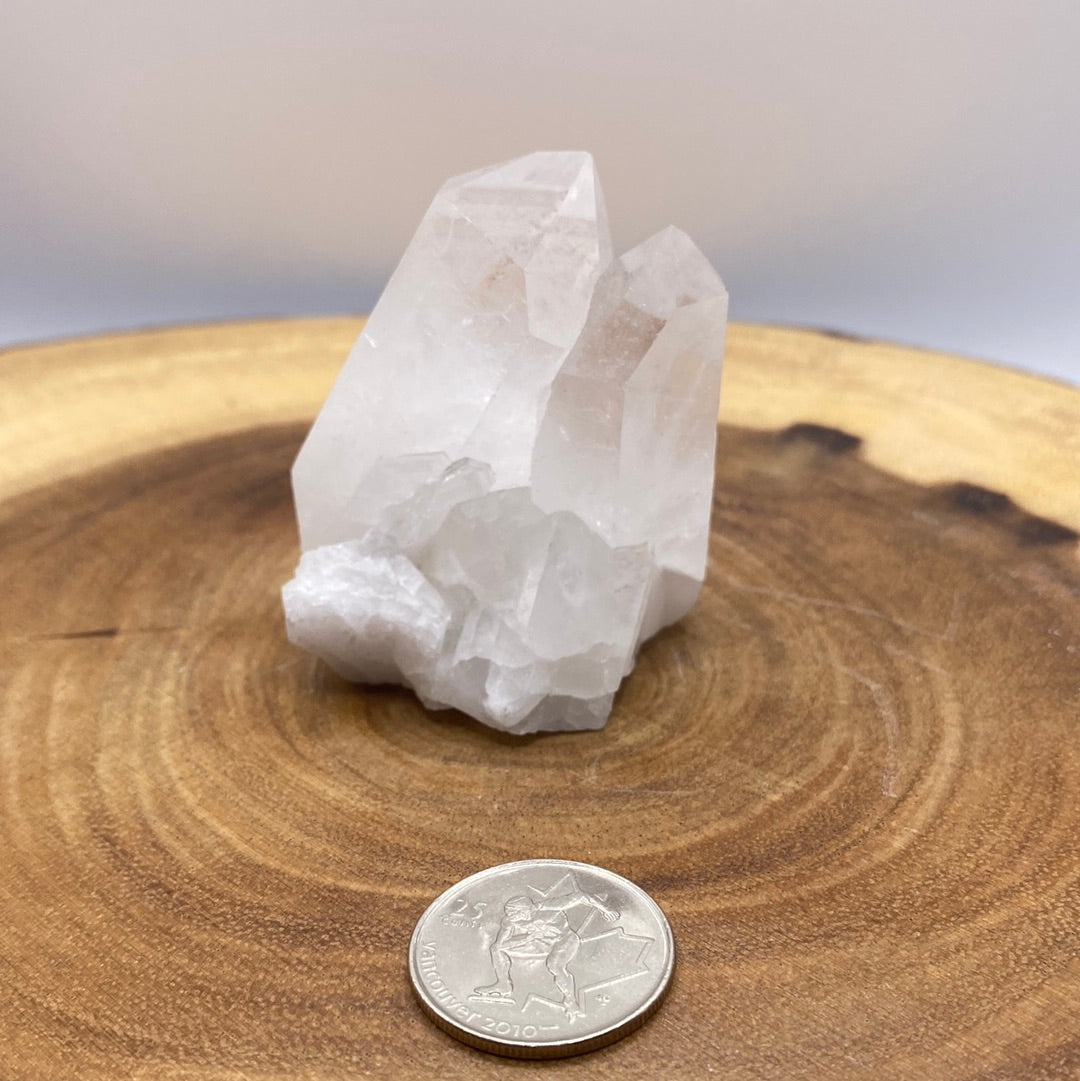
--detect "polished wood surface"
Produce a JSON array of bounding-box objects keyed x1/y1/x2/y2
[{"x1": 1, "y1": 321, "x2": 1078, "y2": 1080}]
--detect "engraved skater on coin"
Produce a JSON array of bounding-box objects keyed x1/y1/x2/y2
[{"x1": 472, "y1": 881, "x2": 620, "y2": 1021}]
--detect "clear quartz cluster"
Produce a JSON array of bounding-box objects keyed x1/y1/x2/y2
[{"x1": 283, "y1": 151, "x2": 727, "y2": 734}]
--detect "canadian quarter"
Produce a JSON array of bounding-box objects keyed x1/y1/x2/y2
[{"x1": 408, "y1": 859, "x2": 675, "y2": 1058}]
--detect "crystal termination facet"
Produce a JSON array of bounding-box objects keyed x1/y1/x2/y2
[{"x1": 283, "y1": 152, "x2": 727, "y2": 733}]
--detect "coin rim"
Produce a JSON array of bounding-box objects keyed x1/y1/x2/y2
[{"x1": 408, "y1": 858, "x2": 675, "y2": 1059}]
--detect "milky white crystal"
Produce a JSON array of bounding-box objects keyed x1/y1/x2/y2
[{"x1": 283, "y1": 151, "x2": 727, "y2": 734}]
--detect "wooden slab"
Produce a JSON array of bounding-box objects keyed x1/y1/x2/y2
[{"x1": 1, "y1": 321, "x2": 1078, "y2": 1080}]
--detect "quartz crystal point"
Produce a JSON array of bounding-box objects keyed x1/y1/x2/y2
[{"x1": 283, "y1": 151, "x2": 727, "y2": 733}]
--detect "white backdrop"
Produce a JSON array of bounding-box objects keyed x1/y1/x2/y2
[{"x1": 3, "y1": 0, "x2": 1079, "y2": 384}]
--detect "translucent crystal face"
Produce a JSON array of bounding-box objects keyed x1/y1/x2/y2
[{"x1": 283, "y1": 151, "x2": 727, "y2": 734}]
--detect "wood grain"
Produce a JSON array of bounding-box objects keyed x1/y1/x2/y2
[{"x1": 1, "y1": 320, "x2": 1078, "y2": 1081}]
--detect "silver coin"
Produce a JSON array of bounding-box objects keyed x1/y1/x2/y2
[{"x1": 408, "y1": 859, "x2": 675, "y2": 1058}]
